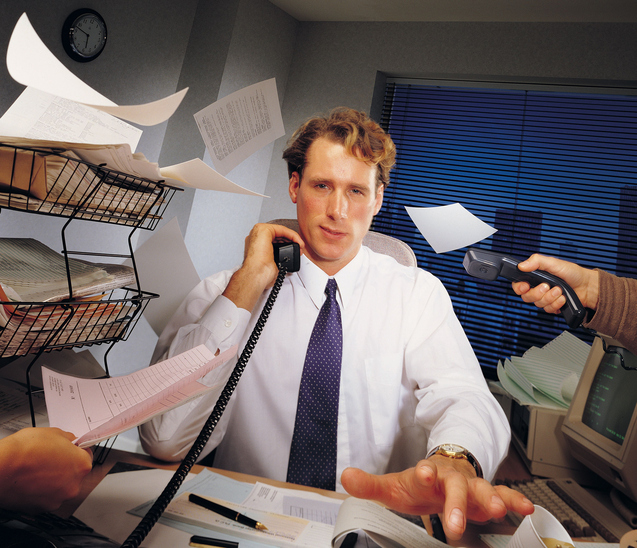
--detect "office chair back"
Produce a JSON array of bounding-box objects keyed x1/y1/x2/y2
[{"x1": 268, "y1": 218, "x2": 417, "y2": 268}]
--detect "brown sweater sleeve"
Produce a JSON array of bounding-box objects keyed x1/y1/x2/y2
[{"x1": 583, "y1": 269, "x2": 637, "y2": 355}]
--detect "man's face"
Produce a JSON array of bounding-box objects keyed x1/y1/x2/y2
[{"x1": 289, "y1": 137, "x2": 384, "y2": 275}]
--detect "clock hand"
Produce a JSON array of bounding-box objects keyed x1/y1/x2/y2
[{"x1": 74, "y1": 26, "x2": 90, "y2": 48}]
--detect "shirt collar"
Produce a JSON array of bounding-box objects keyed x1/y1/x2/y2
[{"x1": 297, "y1": 247, "x2": 366, "y2": 311}]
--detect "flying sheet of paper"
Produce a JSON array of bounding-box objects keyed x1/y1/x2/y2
[
  {"x1": 194, "y1": 78, "x2": 285, "y2": 176},
  {"x1": 0, "y1": 87, "x2": 142, "y2": 151},
  {"x1": 6, "y1": 13, "x2": 187, "y2": 126},
  {"x1": 405, "y1": 203, "x2": 497, "y2": 253},
  {"x1": 128, "y1": 217, "x2": 201, "y2": 336},
  {"x1": 160, "y1": 158, "x2": 268, "y2": 196}
]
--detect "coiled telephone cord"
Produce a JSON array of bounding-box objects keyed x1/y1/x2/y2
[{"x1": 121, "y1": 265, "x2": 288, "y2": 548}]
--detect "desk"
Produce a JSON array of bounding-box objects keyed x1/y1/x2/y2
[{"x1": 58, "y1": 446, "x2": 531, "y2": 548}]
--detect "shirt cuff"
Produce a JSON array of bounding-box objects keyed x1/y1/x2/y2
[{"x1": 200, "y1": 294, "x2": 251, "y2": 353}]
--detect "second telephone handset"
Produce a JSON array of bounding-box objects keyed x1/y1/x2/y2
[{"x1": 463, "y1": 247, "x2": 586, "y2": 329}]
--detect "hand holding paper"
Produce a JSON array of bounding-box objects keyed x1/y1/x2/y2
[{"x1": 43, "y1": 344, "x2": 237, "y2": 447}]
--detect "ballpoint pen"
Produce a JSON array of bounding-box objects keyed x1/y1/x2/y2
[
  {"x1": 189, "y1": 535, "x2": 239, "y2": 548},
  {"x1": 188, "y1": 493, "x2": 268, "y2": 531}
]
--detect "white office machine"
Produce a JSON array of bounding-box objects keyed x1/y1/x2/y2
[{"x1": 503, "y1": 335, "x2": 637, "y2": 542}]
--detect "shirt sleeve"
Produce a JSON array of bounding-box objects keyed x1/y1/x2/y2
[
  {"x1": 139, "y1": 270, "x2": 252, "y2": 462},
  {"x1": 405, "y1": 273, "x2": 511, "y2": 482},
  {"x1": 584, "y1": 269, "x2": 637, "y2": 355}
]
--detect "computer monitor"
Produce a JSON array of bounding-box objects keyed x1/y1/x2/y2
[{"x1": 562, "y1": 334, "x2": 637, "y2": 504}]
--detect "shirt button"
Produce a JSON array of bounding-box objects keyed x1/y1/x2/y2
[{"x1": 224, "y1": 319, "x2": 232, "y2": 328}]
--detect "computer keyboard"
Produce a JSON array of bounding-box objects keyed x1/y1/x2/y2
[{"x1": 499, "y1": 477, "x2": 632, "y2": 543}]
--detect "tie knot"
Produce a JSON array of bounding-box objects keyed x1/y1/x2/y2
[{"x1": 325, "y1": 278, "x2": 338, "y2": 299}]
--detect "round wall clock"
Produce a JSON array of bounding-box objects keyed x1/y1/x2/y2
[{"x1": 61, "y1": 8, "x2": 107, "y2": 62}]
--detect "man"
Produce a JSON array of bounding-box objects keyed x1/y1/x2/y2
[{"x1": 140, "y1": 107, "x2": 533, "y2": 540}]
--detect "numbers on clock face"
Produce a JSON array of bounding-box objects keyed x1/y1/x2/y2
[{"x1": 72, "y1": 16, "x2": 106, "y2": 56}]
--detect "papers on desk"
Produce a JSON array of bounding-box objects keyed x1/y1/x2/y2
[
  {"x1": 43, "y1": 344, "x2": 237, "y2": 447},
  {"x1": 0, "y1": 238, "x2": 136, "y2": 303},
  {"x1": 496, "y1": 331, "x2": 591, "y2": 409},
  {"x1": 0, "y1": 136, "x2": 266, "y2": 205},
  {"x1": 0, "y1": 87, "x2": 143, "y2": 152},
  {"x1": 131, "y1": 468, "x2": 443, "y2": 548}
]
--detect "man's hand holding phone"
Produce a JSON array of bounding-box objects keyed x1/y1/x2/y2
[{"x1": 223, "y1": 224, "x2": 304, "y2": 313}]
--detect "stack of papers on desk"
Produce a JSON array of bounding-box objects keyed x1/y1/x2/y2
[
  {"x1": 130, "y1": 468, "x2": 444, "y2": 548},
  {"x1": 497, "y1": 331, "x2": 591, "y2": 409}
]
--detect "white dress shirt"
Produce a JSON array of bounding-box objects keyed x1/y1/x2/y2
[{"x1": 139, "y1": 246, "x2": 510, "y2": 490}]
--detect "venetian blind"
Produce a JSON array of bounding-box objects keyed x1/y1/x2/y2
[{"x1": 374, "y1": 80, "x2": 637, "y2": 377}]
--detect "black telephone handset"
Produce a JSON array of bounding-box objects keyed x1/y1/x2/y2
[
  {"x1": 463, "y1": 247, "x2": 587, "y2": 329},
  {"x1": 273, "y1": 240, "x2": 301, "y2": 272}
]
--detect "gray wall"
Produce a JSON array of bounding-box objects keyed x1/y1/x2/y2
[{"x1": 260, "y1": 22, "x2": 637, "y2": 222}]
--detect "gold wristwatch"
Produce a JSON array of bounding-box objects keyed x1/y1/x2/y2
[{"x1": 428, "y1": 443, "x2": 483, "y2": 478}]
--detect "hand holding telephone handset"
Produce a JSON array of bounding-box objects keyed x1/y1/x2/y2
[
  {"x1": 463, "y1": 247, "x2": 586, "y2": 329},
  {"x1": 120, "y1": 241, "x2": 300, "y2": 548}
]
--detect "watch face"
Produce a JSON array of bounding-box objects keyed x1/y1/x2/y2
[
  {"x1": 440, "y1": 443, "x2": 465, "y2": 454},
  {"x1": 62, "y1": 9, "x2": 107, "y2": 62}
]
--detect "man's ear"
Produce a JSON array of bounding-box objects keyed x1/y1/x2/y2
[
  {"x1": 373, "y1": 185, "x2": 384, "y2": 216},
  {"x1": 289, "y1": 171, "x2": 300, "y2": 204}
]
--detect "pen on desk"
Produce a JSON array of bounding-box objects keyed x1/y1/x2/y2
[
  {"x1": 189, "y1": 535, "x2": 239, "y2": 548},
  {"x1": 188, "y1": 493, "x2": 268, "y2": 531}
]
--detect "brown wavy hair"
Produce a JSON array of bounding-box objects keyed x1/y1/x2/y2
[{"x1": 282, "y1": 107, "x2": 396, "y2": 190}]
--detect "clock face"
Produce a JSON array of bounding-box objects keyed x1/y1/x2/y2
[{"x1": 62, "y1": 9, "x2": 107, "y2": 62}]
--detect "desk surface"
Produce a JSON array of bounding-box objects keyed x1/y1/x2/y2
[{"x1": 58, "y1": 445, "x2": 532, "y2": 548}]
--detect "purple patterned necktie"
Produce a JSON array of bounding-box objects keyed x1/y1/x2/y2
[{"x1": 286, "y1": 278, "x2": 342, "y2": 490}]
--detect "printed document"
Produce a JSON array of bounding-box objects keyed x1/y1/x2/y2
[
  {"x1": 0, "y1": 87, "x2": 142, "y2": 151},
  {"x1": 194, "y1": 78, "x2": 285, "y2": 176},
  {"x1": 43, "y1": 344, "x2": 237, "y2": 447}
]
